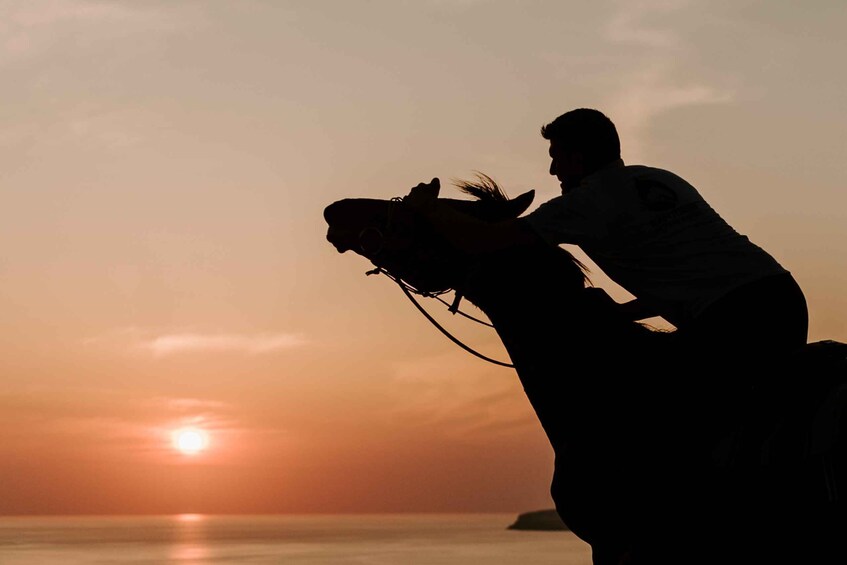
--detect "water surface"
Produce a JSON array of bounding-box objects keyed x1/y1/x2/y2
[{"x1": 0, "y1": 513, "x2": 593, "y2": 564}]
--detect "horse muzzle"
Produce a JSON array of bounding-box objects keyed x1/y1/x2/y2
[{"x1": 325, "y1": 227, "x2": 355, "y2": 253}]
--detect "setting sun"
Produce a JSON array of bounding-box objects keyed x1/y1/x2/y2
[{"x1": 172, "y1": 428, "x2": 209, "y2": 455}]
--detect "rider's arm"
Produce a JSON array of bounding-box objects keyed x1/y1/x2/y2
[
  {"x1": 618, "y1": 298, "x2": 662, "y2": 321},
  {"x1": 585, "y1": 289, "x2": 664, "y2": 322},
  {"x1": 405, "y1": 178, "x2": 543, "y2": 255}
]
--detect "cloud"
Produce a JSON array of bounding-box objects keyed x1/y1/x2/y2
[
  {"x1": 385, "y1": 350, "x2": 537, "y2": 439},
  {"x1": 8, "y1": 1, "x2": 144, "y2": 27},
  {"x1": 0, "y1": 0, "x2": 197, "y2": 64},
  {"x1": 67, "y1": 112, "x2": 143, "y2": 149},
  {"x1": 606, "y1": 62, "x2": 733, "y2": 161},
  {"x1": 604, "y1": 0, "x2": 689, "y2": 48},
  {"x1": 409, "y1": 0, "x2": 492, "y2": 10},
  {"x1": 142, "y1": 332, "x2": 307, "y2": 357},
  {"x1": 600, "y1": 0, "x2": 733, "y2": 161},
  {"x1": 84, "y1": 327, "x2": 308, "y2": 357},
  {"x1": 157, "y1": 397, "x2": 231, "y2": 412}
]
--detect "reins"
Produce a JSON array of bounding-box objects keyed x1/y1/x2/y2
[{"x1": 365, "y1": 266, "x2": 514, "y2": 368}]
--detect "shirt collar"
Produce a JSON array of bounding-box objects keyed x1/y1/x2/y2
[{"x1": 578, "y1": 158, "x2": 626, "y2": 189}]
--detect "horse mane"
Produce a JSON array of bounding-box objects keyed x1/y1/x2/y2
[
  {"x1": 452, "y1": 171, "x2": 592, "y2": 286},
  {"x1": 451, "y1": 171, "x2": 510, "y2": 203}
]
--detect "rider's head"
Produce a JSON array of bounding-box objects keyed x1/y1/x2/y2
[{"x1": 541, "y1": 108, "x2": 621, "y2": 194}]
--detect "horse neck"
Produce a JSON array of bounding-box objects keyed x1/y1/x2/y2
[
  {"x1": 459, "y1": 253, "x2": 597, "y2": 373},
  {"x1": 473, "y1": 287, "x2": 593, "y2": 369},
  {"x1": 458, "y1": 254, "x2": 663, "y2": 446},
  {"x1": 468, "y1": 285, "x2": 599, "y2": 447}
]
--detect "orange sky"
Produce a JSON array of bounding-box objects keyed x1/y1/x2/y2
[{"x1": 1, "y1": 0, "x2": 846, "y2": 515}]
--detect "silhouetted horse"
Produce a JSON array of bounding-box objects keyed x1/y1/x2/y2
[{"x1": 324, "y1": 175, "x2": 847, "y2": 564}]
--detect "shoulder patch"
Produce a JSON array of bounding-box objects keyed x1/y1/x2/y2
[{"x1": 634, "y1": 178, "x2": 678, "y2": 211}]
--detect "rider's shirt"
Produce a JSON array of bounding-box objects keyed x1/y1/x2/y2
[{"x1": 522, "y1": 160, "x2": 788, "y2": 328}]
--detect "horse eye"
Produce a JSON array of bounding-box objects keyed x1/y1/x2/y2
[{"x1": 359, "y1": 227, "x2": 384, "y2": 255}]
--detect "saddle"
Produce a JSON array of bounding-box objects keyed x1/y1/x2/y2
[{"x1": 721, "y1": 340, "x2": 847, "y2": 503}]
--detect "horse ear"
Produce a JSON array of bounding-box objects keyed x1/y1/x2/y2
[
  {"x1": 481, "y1": 189, "x2": 535, "y2": 221},
  {"x1": 510, "y1": 190, "x2": 535, "y2": 217},
  {"x1": 445, "y1": 189, "x2": 536, "y2": 222}
]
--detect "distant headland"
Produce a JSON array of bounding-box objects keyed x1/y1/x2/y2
[{"x1": 506, "y1": 509, "x2": 569, "y2": 531}]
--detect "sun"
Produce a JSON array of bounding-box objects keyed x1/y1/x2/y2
[{"x1": 172, "y1": 428, "x2": 209, "y2": 455}]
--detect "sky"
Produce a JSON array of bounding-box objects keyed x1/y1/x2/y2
[{"x1": 1, "y1": 0, "x2": 845, "y2": 515}]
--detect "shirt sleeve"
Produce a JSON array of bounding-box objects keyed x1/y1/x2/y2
[{"x1": 522, "y1": 192, "x2": 609, "y2": 246}]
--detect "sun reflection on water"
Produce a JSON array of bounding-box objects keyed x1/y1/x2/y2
[{"x1": 170, "y1": 513, "x2": 211, "y2": 562}]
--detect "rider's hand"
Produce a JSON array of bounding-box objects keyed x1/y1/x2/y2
[
  {"x1": 584, "y1": 287, "x2": 625, "y2": 319},
  {"x1": 405, "y1": 177, "x2": 441, "y2": 212}
]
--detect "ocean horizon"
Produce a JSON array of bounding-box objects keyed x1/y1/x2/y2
[{"x1": 0, "y1": 513, "x2": 593, "y2": 564}]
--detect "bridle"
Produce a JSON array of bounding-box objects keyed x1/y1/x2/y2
[
  {"x1": 365, "y1": 266, "x2": 514, "y2": 368},
  {"x1": 357, "y1": 197, "x2": 515, "y2": 369}
]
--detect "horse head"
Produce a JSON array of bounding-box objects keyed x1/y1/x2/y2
[{"x1": 323, "y1": 173, "x2": 537, "y2": 296}]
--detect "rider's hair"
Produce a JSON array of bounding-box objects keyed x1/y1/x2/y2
[{"x1": 541, "y1": 108, "x2": 621, "y2": 170}]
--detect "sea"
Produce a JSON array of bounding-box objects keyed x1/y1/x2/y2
[{"x1": 0, "y1": 514, "x2": 593, "y2": 564}]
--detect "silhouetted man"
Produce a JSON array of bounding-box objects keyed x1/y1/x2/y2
[
  {"x1": 406, "y1": 108, "x2": 813, "y2": 559},
  {"x1": 406, "y1": 108, "x2": 808, "y2": 369}
]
